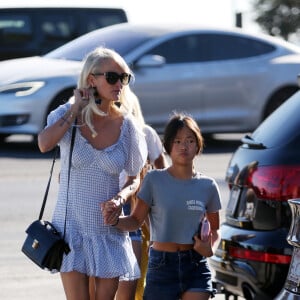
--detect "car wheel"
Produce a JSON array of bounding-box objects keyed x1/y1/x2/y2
[
  {"x1": 42, "y1": 88, "x2": 74, "y2": 129},
  {"x1": 47, "y1": 88, "x2": 74, "y2": 115}
]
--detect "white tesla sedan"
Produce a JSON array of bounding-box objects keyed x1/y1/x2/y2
[{"x1": 0, "y1": 23, "x2": 299, "y2": 142}]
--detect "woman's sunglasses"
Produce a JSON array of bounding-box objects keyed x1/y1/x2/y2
[{"x1": 92, "y1": 72, "x2": 131, "y2": 85}]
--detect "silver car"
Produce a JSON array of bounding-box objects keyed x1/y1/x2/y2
[{"x1": 0, "y1": 23, "x2": 300, "y2": 142}]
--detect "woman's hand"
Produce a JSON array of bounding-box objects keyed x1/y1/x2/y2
[
  {"x1": 193, "y1": 234, "x2": 213, "y2": 257},
  {"x1": 73, "y1": 88, "x2": 91, "y2": 110},
  {"x1": 100, "y1": 197, "x2": 123, "y2": 225}
]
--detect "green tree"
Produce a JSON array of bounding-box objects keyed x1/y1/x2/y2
[{"x1": 252, "y1": 0, "x2": 300, "y2": 41}]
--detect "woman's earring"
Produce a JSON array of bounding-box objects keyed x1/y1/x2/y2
[{"x1": 93, "y1": 87, "x2": 101, "y2": 104}]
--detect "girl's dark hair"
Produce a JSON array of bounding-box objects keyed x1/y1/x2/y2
[{"x1": 163, "y1": 113, "x2": 204, "y2": 155}]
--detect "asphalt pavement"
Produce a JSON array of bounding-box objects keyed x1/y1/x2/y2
[{"x1": 0, "y1": 135, "x2": 241, "y2": 299}]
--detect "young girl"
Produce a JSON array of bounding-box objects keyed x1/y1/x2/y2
[{"x1": 102, "y1": 113, "x2": 222, "y2": 299}]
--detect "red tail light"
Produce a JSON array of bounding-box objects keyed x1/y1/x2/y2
[
  {"x1": 229, "y1": 246, "x2": 291, "y2": 264},
  {"x1": 246, "y1": 166, "x2": 300, "y2": 201}
]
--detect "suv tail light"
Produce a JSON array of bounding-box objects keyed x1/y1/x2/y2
[
  {"x1": 246, "y1": 165, "x2": 300, "y2": 201},
  {"x1": 229, "y1": 246, "x2": 291, "y2": 264}
]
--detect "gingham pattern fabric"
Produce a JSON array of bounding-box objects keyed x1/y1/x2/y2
[{"x1": 46, "y1": 103, "x2": 146, "y2": 278}]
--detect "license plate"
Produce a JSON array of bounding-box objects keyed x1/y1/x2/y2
[{"x1": 226, "y1": 187, "x2": 240, "y2": 216}]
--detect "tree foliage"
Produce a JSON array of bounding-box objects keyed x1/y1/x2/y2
[{"x1": 252, "y1": 0, "x2": 300, "y2": 40}]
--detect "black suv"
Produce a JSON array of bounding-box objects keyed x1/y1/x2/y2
[
  {"x1": 210, "y1": 83, "x2": 300, "y2": 299},
  {"x1": 0, "y1": 7, "x2": 128, "y2": 61}
]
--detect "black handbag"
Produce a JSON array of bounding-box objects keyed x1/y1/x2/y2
[
  {"x1": 22, "y1": 219, "x2": 70, "y2": 271},
  {"x1": 22, "y1": 125, "x2": 76, "y2": 271}
]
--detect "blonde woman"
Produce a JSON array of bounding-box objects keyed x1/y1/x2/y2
[{"x1": 38, "y1": 47, "x2": 147, "y2": 300}]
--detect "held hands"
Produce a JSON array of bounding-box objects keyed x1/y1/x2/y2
[
  {"x1": 101, "y1": 196, "x2": 124, "y2": 226},
  {"x1": 193, "y1": 233, "x2": 213, "y2": 257}
]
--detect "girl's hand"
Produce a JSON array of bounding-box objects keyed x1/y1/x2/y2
[
  {"x1": 100, "y1": 197, "x2": 123, "y2": 225},
  {"x1": 193, "y1": 234, "x2": 213, "y2": 257}
]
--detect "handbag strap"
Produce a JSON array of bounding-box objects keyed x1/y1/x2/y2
[
  {"x1": 63, "y1": 122, "x2": 77, "y2": 238},
  {"x1": 38, "y1": 146, "x2": 59, "y2": 220},
  {"x1": 38, "y1": 123, "x2": 77, "y2": 225}
]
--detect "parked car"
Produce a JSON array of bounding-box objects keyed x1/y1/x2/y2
[
  {"x1": 0, "y1": 6, "x2": 128, "y2": 61},
  {"x1": 275, "y1": 198, "x2": 300, "y2": 299},
  {"x1": 209, "y1": 79, "x2": 300, "y2": 299},
  {"x1": 0, "y1": 23, "x2": 300, "y2": 142}
]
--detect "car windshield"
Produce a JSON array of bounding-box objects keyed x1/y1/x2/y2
[{"x1": 44, "y1": 25, "x2": 154, "y2": 61}]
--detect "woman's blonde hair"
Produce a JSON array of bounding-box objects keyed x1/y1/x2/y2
[
  {"x1": 73, "y1": 47, "x2": 133, "y2": 137},
  {"x1": 121, "y1": 88, "x2": 146, "y2": 129}
]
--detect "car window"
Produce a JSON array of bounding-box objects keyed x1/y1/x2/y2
[
  {"x1": 86, "y1": 11, "x2": 127, "y2": 31},
  {"x1": 251, "y1": 91, "x2": 300, "y2": 147},
  {"x1": 206, "y1": 34, "x2": 276, "y2": 60},
  {"x1": 0, "y1": 8, "x2": 128, "y2": 61},
  {"x1": 144, "y1": 34, "x2": 209, "y2": 63},
  {"x1": 38, "y1": 14, "x2": 76, "y2": 53},
  {"x1": 0, "y1": 14, "x2": 32, "y2": 44},
  {"x1": 41, "y1": 15, "x2": 75, "y2": 41},
  {"x1": 144, "y1": 33, "x2": 276, "y2": 64}
]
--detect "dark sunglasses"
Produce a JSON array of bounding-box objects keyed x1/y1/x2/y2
[{"x1": 92, "y1": 72, "x2": 131, "y2": 85}]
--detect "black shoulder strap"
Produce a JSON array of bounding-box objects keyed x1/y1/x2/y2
[
  {"x1": 38, "y1": 123, "x2": 77, "y2": 222},
  {"x1": 63, "y1": 123, "x2": 77, "y2": 237},
  {"x1": 38, "y1": 146, "x2": 59, "y2": 220}
]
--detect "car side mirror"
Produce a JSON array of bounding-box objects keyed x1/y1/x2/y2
[{"x1": 135, "y1": 54, "x2": 166, "y2": 68}]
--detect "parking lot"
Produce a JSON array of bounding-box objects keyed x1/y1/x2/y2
[{"x1": 0, "y1": 135, "x2": 243, "y2": 299}]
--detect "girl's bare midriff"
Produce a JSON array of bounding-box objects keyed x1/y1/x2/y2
[{"x1": 152, "y1": 241, "x2": 194, "y2": 252}]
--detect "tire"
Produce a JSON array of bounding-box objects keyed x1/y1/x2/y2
[{"x1": 43, "y1": 88, "x2": 74, "y2": 129}]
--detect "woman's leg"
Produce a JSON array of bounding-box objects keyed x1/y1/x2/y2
[
  {"x1": 116, "y1": 280, "x2": 138, "y2": 300},
  {"x1": 61, "y1": 272, "x2": 119, "y2": 300},
  {"x1": 95, "y1": 277, "x2": 119, "y2": 300},
  {"x1": 89, "y1": 277, "x2": 96, "y2": 300},
  {"x1": 60, "y1": 271, "x2": 90, "y2": 300},
  {"x1": 116, "y1": 240, "x2": 141, "y2": 300}
]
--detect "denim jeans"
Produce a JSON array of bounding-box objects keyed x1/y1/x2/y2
[{"x1": 143, "y1": 248, "x2": 215, "y2": 299}]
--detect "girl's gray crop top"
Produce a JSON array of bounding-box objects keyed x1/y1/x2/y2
[{"x1": 137, "y1": 169, "x2": 221, "y2": 244}]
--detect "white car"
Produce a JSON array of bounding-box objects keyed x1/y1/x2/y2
[{"x1": 0, "y1": 23, "x2": 300, "y2": 142}]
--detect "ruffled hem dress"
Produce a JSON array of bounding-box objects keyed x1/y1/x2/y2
[{"x1": 46, "y1": 103, "x2": 147, "y2": 279}]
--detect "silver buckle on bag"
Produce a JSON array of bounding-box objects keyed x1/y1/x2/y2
[{"x1": 32, "y1": 239, "x2": 39, "y2": 249}]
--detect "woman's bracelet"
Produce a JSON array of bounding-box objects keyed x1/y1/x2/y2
[
  {"x1": 113, "y1": 195, "x2": 126, "y2": 206},
  {"x1": 110, "y1": 195, "x2": 125, "y2": 227},
  {"x1": 111, "y1": 217, "x2": 120, "y2": 227},
  {"x1": 60, "y1": 110, "x2": 76, "y2": 126}
]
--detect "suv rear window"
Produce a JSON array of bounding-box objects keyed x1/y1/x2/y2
[
  {"x1": 0, "y1": 7, "x2": 128, "y2": 60},
  {"x1": 0, "y1": 14, "x2": 32, "y2": 44},
  {"x1": 251, "y1": 91, "x2": 300, "y2": 147}
]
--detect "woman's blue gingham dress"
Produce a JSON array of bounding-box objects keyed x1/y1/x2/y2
[{"x1": 47, "y1": 103, "x2": 147, "y2": 279}]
